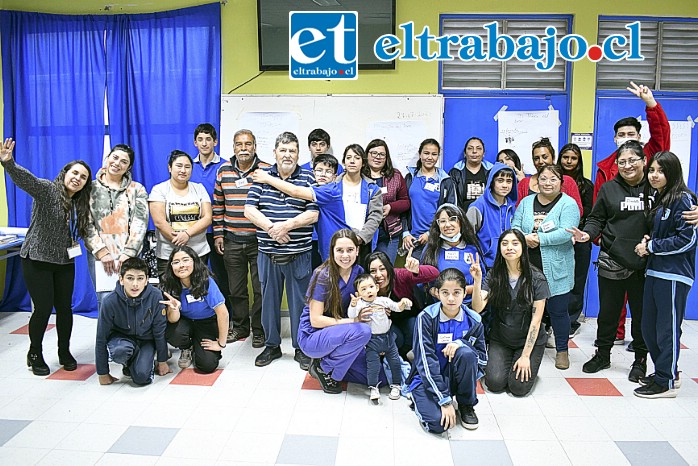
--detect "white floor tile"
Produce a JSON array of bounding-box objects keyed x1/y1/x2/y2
[
  {"x1": 597, "y1": 416, "x2": 664, "y2": 441},
  {"x1": 37, "y1": 449, "x2": 104, "y2": 465},
  {"x1": 52, "y1": 423, "x2": 128, "y2": 452},
  {"x1": 3, "y1": 420, "x2": 79, "y2": 449},
  {"x1": 96, "y1": 453, "x2": 159, "y2": 465},
  {"x1": 560, "y1": 441, "x2": 631, "y2": 466},
  {"x1": 535, "y1": 395, "x2": 593, "y2": 418},
  {"x1": 496, "y1": 415, "x2": 556, "y2": 441},
  {"x1": 335, "y1": 435, "x2": 395, "y2": 466},
  {"x1": 218, "y1": 432, "x2": 284, "y2": 463},
  {"x1": 394, "y1": 434, "x2": 453, "y2": 466},
  {"x1": 0, "y1": 446, "x2": 50, "y2": 465},
  {"x1": 546, "y1": 416, "x2": 610, "y2": 441},
  {"x1": 506, "y1": 440, "x2": 571, "y2": 466},
  {"x1": 161, "y1": 429, "x2": 230, "y2": 459}
]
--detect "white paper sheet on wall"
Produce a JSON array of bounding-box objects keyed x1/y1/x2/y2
[
  {"x1": 366, "y1": 120, "x2": 428, "y2": 176},
  {"x1": 640, "y1": 120, "x2": 694, "y2": 183},
  {"x1": 497, "y1": 110, "x2": 560, "y2": 175},
  {"x1": 238, "y1": 112, "x2": 301, "y2": 163},
  {"x1": 95, "y1": 262, "x2": 119, "y2": 293}
]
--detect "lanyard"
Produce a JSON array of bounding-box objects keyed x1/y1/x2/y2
[
  {"x1": 108, "y1": 188, "x2": 132, "y2": 231},
  {"x1": 69, "y1": 202, "x2": 79, "y2": 242}
]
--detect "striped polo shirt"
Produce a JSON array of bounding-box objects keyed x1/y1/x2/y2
[
  {"x1": 213, "y1": 156, "x2": 271, "y2": 243},
  {"x1": 246, "y1": 164, "x2": 318, "y2": 255}
]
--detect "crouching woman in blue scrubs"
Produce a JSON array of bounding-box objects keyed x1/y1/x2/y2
[
  {"x1": 298, "y1": 229, "x2": 372, "y2": 394},
  {"x1": 404, "y1": 268, "x2": 487, "y2": 433}
]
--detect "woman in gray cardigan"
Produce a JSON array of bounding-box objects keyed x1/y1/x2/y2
[{"x1": 0, "y1": 138, "x2": 93, "y2": 376}]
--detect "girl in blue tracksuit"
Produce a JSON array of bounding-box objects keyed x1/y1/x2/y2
[
  {"x1": 466, "y1": 162, "x2": 518, "y2": 269},
  {"x1": 634, "y1": 151, "x2": 697, "y2": 398},
  {"x1": 404, "y1": 268, "x2": 487, "y2": 434}
]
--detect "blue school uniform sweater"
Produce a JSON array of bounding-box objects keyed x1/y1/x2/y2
[
  {"x1": 647, "y1": 192, "x2": 698, "y2": 287},
  {"x1": 467, "y1": 163, "x2": 518, "y2": 268}
]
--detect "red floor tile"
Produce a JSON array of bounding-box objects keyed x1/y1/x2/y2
[
  {"x1": 681, "y1": 343, "x2": 688, "y2": 349},
  {"x1": 692, "y1": 378, "x2": 698, "y2": 385},
  {"x1": 566, "y1": 378, "x2": 622, "y2": 396},
  {"x1": 47, "y1": 364, "x2": 96, "y2": 381},
  {"x1": 170, "y1": 368, "x2": 223, "y2": 386},
  {"x1": 476, "y1": 379, "x2": 484, "y2": 395},
  {"x1": 10, "y1": 324, "x2": 55, "y2": 335},
  {"x1": 568, "y1": 339, "x2": 579, "y2": 349},
  {"x1": 301, "y1": 373, "x2": 348, "y2": 391}
]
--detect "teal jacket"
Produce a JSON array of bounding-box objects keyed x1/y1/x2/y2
[{"x1": 512, "y1": 193, "x2": 579, "y2": 297}]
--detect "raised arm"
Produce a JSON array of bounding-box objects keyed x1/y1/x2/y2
[{"x1": 251, "y1": 169, "x2": 313, "y2": 201}]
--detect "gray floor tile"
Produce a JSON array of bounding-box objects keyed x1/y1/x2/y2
[
  {"x1": 616, "y1": 441, "x2": 689, "y2": 466},
  {"x1": 451, "y1": 440, "x2": 513, "y2": 466},
  {"x1": 108, "y1": 426, "x2": 179, "y2": 456},
  {"x1": 276, "y1": 434, "x2": 339, "y2": 466},
  {"x1": 0, "y1": 419, "x2": 31, "y2": 446}
]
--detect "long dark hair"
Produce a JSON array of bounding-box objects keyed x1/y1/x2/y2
[
  {"x1": 364, "y1": 139, "x2": 395, "y2": 178},
  {"x1": 306, "y1": 229, "x2": 360, "y2": 320},
  {"x1": 415, "y1": 138, "x2": 440, "y2": 173},
  {"x1": 487, "y1": 229, "x2": 535, "y2": 311},
  {"x1": 54, "y1": 160, "x2": 92, "y2": 239},
  {"x1": 558, "y1": 143, "x2": 590, "y2": 198},
  {"x1": 365, "y1": 251, "x2": 395, "y2": 296},
  {"x1": 160, "y1": 246, "x2": 210, "y2": 299},
  {"x1": 422, "y1": 203, "x2": 483, "y2": 267},
  {"x1": 646, "y1": 151, "x2": 697, "y2": 217},
  {"x1": 497, "y1": 149, "x2": 522, "y2": 171}
]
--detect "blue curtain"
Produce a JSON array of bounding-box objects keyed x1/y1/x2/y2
[
  {"x1": 1, "y1": 11, "x2": 107, "y2": 313},
  {"x1": 106, "y1": 3, "x2": 222, "y2": 193},
  {"x1": 1, "y1": 4, "x2": 221, "y2": 315}
]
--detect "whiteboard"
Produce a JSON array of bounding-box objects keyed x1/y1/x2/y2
[
  {"x1": 497, "y1": 109, "x2": 561, "y2": 175},
  {"x1": 220, "y1": 95, "x2": 444, "y2": 176}
]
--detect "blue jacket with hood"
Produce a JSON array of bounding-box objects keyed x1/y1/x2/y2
[{"x1": 466, "y1": 163, "x2": 518, "y2": 268}]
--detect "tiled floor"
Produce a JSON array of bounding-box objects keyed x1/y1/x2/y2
[{"x1": 1, "y1": 311, "x2": 697, "y2": 465}]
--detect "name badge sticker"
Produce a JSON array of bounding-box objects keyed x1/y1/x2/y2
[
  {"x1": 67, "y1": 244, "x2": 82, "y2": 259},
  {"x1": 438, "y1": 333, "x2": 453, "y2": 344},
  {"x1": 444, "y1": 250, "x2": 459, "y2": 261},
  {"x1": 186, "y1": 294, "x2": 201, "y2": 304},
  {"x1": 540, "y1": 220, "x2": 555, "y2": 233},
  {"x1": 235, "y1": 178, "x2": 250, "y2": 188},
  {"x1": 380, "y1": 186, "x2": 388, "y2": 194}
]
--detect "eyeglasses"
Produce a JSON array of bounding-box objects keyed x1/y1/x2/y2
[
  {"x1": 437, "y1": 215, "x2": 459, "y2": 226},
  {"x1": 617, "y1": 157, "x2": 642, "y2": 167},
  {"x1": 538, "y1": 177, "x2": 560, "y2": 185},
  {"x1": 368, "y1": 150, "x2": 387, "y2": 158},
  {"x1": 314, "y1": 168, "x2": 335, "y2": 176},
  {"x1": 171, "y1": 258, "x2": 193, "y2": 266}
]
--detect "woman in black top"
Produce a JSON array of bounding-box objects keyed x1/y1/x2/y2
[
  {"x1": 471, "y1": 229, "x2": 550, "y2": 396},
  {"x1": 0, "y1": 138, "x2": 93, "y2": 375},
  {"x1": 558, "y1": 143, "x2": 594, "y2": 336}
]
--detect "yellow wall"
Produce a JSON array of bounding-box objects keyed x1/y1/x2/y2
[{"x1": 0, "y1": 0, "x2": 697, "y2": 199}]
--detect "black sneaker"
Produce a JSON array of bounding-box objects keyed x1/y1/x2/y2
[
  {"x1": 640, "y1": 373, "x2": 682, "y2": 389},
  {"x1": 628, "y1": 359, "x2": 646, "y2": 383},
  {"x1": 254, "y1": 346, "x2": 282, "y2": 367},
  {"x1": 122, "y1": 365, "x2": 132, "y2": 378},
  {"x1": 459, "y1": 405, "x2": 479, "y2": 430},
  {"x1": 582, "y1": 351, "x2": 611, "y2": 373},
  {"x1": 308, "y1": 358, "x2": 342, "y2": 394},
  {"x1": 227, "y1": 327, "x2": 250, "y2": 344},
  {"x1": 294, "y1": 349, "x2": 311, "y2": 371},
  {"x1": 252, "y1": 333, "x2": 265, "y2": 349},
  {"x1": 634, "y1": 381, "x2": 677, "y2": 399}
]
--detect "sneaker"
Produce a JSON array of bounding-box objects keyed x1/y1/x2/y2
[
  {"x1": 308, "y1": 359, "x2": 343, "y2": 394},
  {"x1": 628, "y1": 359, "x2": 647, "y2": 383},
  {"x1": 569, "y1": 323, "x2": 581, "y2": 339},
  {"x1": 626, "y1": 341, "x2": 635, "y2": 352},
  {"x1": 459, "y1": 405, "x2": 479, "y2": 430},
  {"x1": 227, "y1": 327, "x2": 249, "y2": 344},
  {"x1": 294, "y1": 348, "x2": 311, "y2": 371},
  {"x1": 122, "y1": 365, "x2": 131, "y2": 378},
  {"x1": 555, "y1": 351, "x2": 570, "y2": 370},
  {"x1": 255, "y1": 346, "x2": 282, "y2": 367},
  {"x1": 389, "y1": 384, "x2": 401, "y2": 400},
  {"x1": 634, "y1": 381, "x2": 677, "y2": 399},
  {"x1": 639, "y1": 373, "x2": 682, "y2": 389},
  {"x1": 594, "y1": 338, "x2": 624, "y2": 348},
  {"x1": 546, "y1": 329, "x2": 555, "y2": 349},
  {"x1": 252, "y1": 333, "x2": 265, "y2": 349},
  {"x1": 178, "y1": 347, "x2": 193, "y2": 369},
  {"x1": 582, "y1": 351, "x2": 611, "y2": 373},
  {"x1": 369, "y1": 386, "x2": 380, "y2": 401}
]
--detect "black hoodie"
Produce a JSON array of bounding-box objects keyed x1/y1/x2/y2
[{"x1": 583, "y1": 173, "x2": 653, "y2": 270}]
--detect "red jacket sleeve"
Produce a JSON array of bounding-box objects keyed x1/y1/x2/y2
[
  {"x1": 516, "y1": 177, "x2": 530, "y2": 207},
  {"x1": 643, "y1": 102, "x2": 671, "y2": 161},
  {"x1": 562, "y1": 175, "x2": 583, "y2": 217}
]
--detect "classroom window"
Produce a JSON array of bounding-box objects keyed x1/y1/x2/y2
[
  {"x1": 440, "y1": 16, "x2": 569, "y2": 91},
  {"x1": 596, "y1": 19, "x2": 698, "y2": 92}
]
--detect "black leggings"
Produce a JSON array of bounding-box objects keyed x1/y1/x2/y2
[{"x1": 21, "y1": 258, "x2": 75, "y2": 353}]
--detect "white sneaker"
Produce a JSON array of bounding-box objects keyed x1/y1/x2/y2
[
  {"x1": 369, "y1": 386, "x2": 380, "y2": 401},
  {"x1": 389, "y1": 384, "x2": 401, "y2": 400},
  {"x1": 546, "y1": 330, "x2": 555, "y2": 349},
  {"x1": 178, "y1": 347, "x2": 193, "y2": 369}
]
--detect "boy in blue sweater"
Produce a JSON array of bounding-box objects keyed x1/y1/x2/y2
[
  {"x1": 466, "y1": 163, "x2": 518, "y2": 268},
  {"x1": 405, "y1": 268, "x2": 487, "y2": 433},
  {"x1": 96, "y1": 258, "x2": 171, "y2": 386}
]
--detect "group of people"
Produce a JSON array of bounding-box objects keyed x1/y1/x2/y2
[{"x1": 1, "y1": 82, "x2": 696, "y2": 435}]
